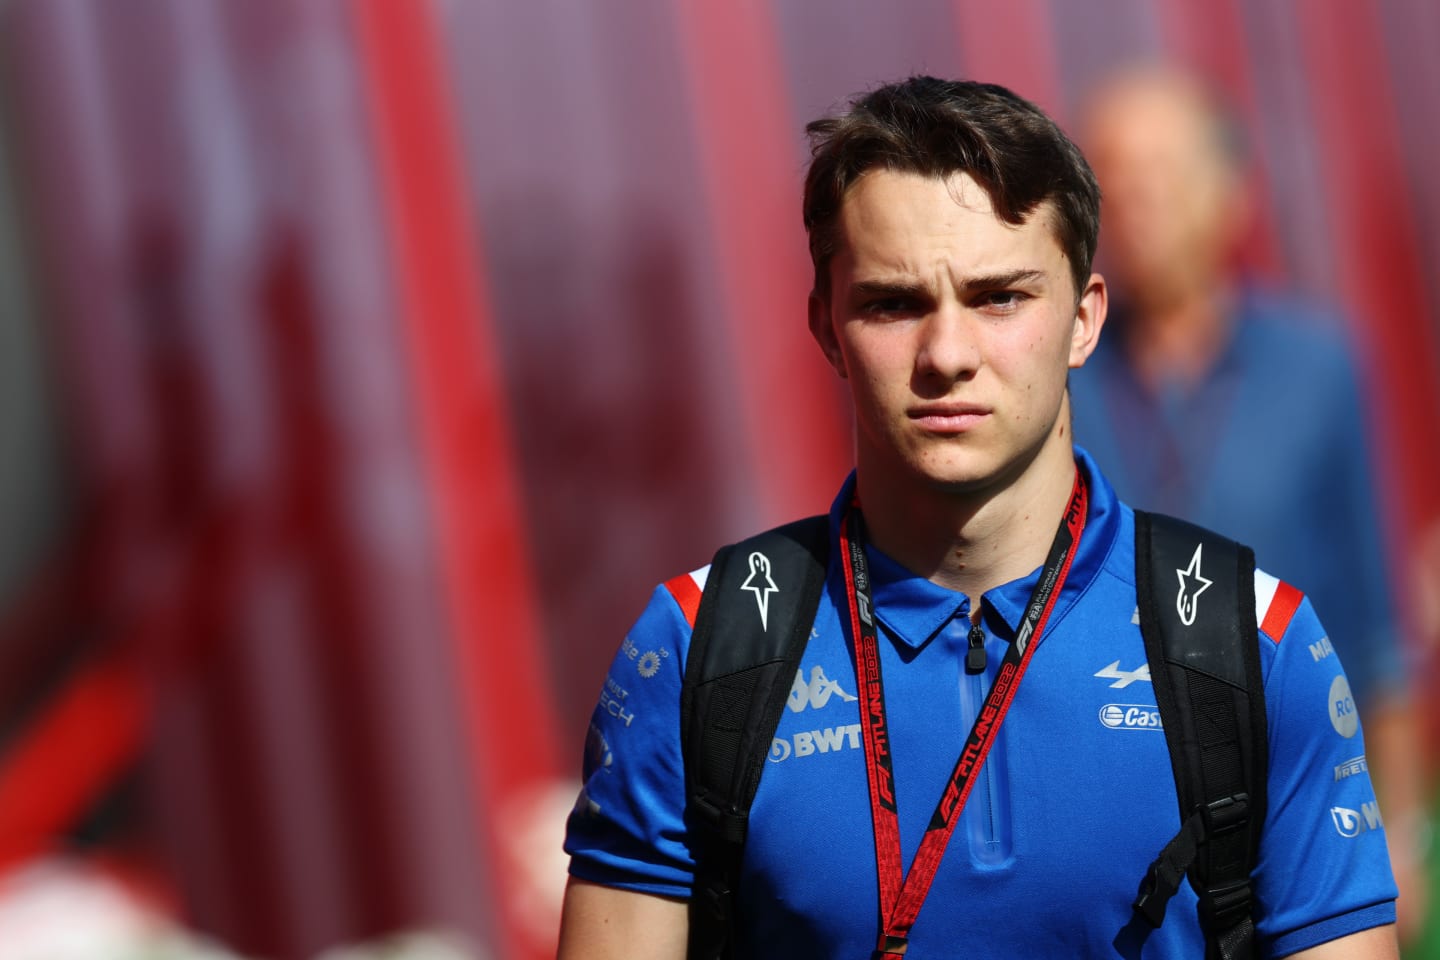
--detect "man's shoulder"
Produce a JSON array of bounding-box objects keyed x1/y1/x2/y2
[
  {"x1": 652, "y1": 512, "x2": 834, "y2": 631},
  {"x1": 1236, "y1": 290, "x2": 1357, "y2": 371}
]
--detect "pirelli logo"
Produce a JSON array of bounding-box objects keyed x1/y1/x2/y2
[{"x1": 1334, "y1": 755, "x2": 1368, "y2": 781}]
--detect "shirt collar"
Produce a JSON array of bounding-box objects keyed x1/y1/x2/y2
[{"x1": 826, "y1": 447, "x2": 1122, "y2": 650}]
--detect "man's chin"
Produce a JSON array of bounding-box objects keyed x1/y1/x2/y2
[
  {"x1": 906, "y1": 444, "x2": 1046, "y2": 496},
  {"x1": 909, "y1": 459, "x2": 1002, "y2": 495}
]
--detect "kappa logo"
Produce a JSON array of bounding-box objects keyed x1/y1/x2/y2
[
  {"x1": 1094, "y1": 660, "x2": 1152, "y2": 689},
  {"x1": 788, "y1": 665, "x2": 857, "y2": 713},
  {"x1": 1176, "y1": 543, "x2": 1213, "y2": 626},
  {"x1": 741, "y1": 551, "x2": 779, "y2": 631}
]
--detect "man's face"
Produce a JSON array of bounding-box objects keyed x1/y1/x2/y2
[
  {"x1": 809, "y1": 170, "x2": 1105, "y2": 497},
  {"x1": 1082, "y1": 78, "x2": 1241, "y2": 308}
]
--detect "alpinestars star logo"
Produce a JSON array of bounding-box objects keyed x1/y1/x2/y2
[
  {"x1": 1176, "y1": 543, "x2": 1213, "y2": 626},
  {"x1": 741, "y1": 551, "x2": 779, "y2": 631}
]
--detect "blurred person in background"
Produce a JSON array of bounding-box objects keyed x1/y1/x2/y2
[{"x1": 1072, "y1": 65, "x2": 1430, "y2": 943}]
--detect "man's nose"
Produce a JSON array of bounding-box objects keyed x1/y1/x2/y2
[{"x1": 914, "y1": 305, "x2": 981, "y2": 384}]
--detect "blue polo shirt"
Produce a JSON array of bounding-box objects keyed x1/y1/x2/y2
[
  {"x1": 565, "y1": 449, "x2": 1397, "y2": 957},
  {"x1": 1070, "y1": 291, "x2": 1404, "y2": 706}
]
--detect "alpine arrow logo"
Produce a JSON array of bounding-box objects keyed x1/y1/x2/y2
[
  {"x1": 741, "y1": 551, "x2": 779, "y2": 631},
  {"x1": 1095, "y1": 660, "x2": 1152, "y2": 689},
  {"x1": 1176, "y1": 543, "x2": 1213, "y2": 626}
]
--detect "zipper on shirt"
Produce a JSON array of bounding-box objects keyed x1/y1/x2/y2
[
  {"x1": 966, "y1": 622, "x2": 986, "y2": 673},
  {"x1": 958, "y1": 618, "x2": 1013, "y2": 866}
]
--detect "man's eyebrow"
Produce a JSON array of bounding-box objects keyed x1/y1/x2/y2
[
  {"x1": 849, "y1": 278, "x2": 929, "y2": 299},
  {"x1": 956, "y1": 269, "x2": 1047, "y2": 292},
  {"x1": 849, "y1": 270, "x2": 1047, "y2": 300}
]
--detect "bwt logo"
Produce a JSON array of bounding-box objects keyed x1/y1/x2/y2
[
  {"x1": 769, "y1": 724, "x2": 863, "y2": 763},
  {"x1": 1331, "y1": 802, "x2": 1383, "y2": 838},
  {"x1": 1099, "y1": 704, "x2": 1163, "y2": 731}
]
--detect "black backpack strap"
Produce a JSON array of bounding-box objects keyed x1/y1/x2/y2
[
  {"x1": 680, "y1": 516, "x2": 829, "y2": 960},
  {"x1": 1131, "y1": 511, "x2": 1268, "y2": 960}
]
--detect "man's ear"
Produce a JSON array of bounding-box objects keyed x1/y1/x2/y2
[
  {"x1": 1068, "y1": 272, "x2": 1108, "y2": 369},
  {"x1": 808, "y1": 292, "x2": 847, "y2": 378}
]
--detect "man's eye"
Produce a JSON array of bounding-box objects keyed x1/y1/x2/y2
[
  {"x1": 981, "y1": 290, "x2": 1028, "y2": 311},
  {"x1": 864, "y1": 297, "x2": 919, "y2": 315}
]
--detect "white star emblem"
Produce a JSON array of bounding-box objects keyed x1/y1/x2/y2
[
  {"x1": 1175, "y1": 543, "x2": 1213, "y2": 626},
  {"x1": 741, "y1": 551, "x2": 779, "y2": 631}
]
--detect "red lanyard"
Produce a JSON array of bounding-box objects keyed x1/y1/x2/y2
[{"x1": 838, "y1": 469, "x2": 1089, "y2": 958}]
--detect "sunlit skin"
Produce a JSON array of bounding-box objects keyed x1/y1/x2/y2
[{"x1": 808, "y1": 169, "x2": 1106, "y2": 599}]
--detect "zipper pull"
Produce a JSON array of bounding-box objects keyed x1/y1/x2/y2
[{"x1": 966, "y1": 621, "x2": 986, "y2": 674}]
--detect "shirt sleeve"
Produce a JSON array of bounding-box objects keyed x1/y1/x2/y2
[
  {"x1": 1251, "y1": 574, "x2": 1398, "y2": 956},
  {"x1": 562, "y1": 582, "x2": 696, "y2": 897}
]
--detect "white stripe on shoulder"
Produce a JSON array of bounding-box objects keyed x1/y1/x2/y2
[
  {"x1": 1253, "y1": 569, "x2": 1280, "y2": 627},
  {"x1": 690, "y1": 565, "x2": 710, "y2": 592}
]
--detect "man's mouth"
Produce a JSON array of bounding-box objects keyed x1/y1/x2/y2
[{"x1": 907, "y1": 403, "x2": 991, "y2": 432}]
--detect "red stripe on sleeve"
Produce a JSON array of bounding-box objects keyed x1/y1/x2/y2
[
  {"x1": 665, "y1": 574, "x2": 702, "y2": 628},
  {"x1": 0, "y1": 653, "x2": 147, "y2": 870},
  {"x1": 1261, "y1": 581, "x2": 1304, "y2": 641}
]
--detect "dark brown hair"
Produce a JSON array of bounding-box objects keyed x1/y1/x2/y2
[{"x1": 803, "y1": 76, "x2": 1100, "y2": 300}]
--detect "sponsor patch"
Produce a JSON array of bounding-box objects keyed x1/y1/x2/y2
[
  {"x1": 598, "y1": 678, "x2": 636, "y2": 727},
  {"x1": 1099, "y1": 703, "x2": 1163, "y2": 731},
  {"x1": 1334, "y1": 755, "x2": 1368, "y2": 781},
  {"x1": 788, "y1": 665, "x2": 857, "y2": 713},
  {"x1": 1331, "y1": 801, "x2": 1383, "y2": 838},
  {"x1": 620, "y1": 634, "x2": 669, "y2": 679},
  {"x1": 637, "y1": 649, "x2": 667, "y2": 678},
  {"x1": 1094, "y1": 660, "x2": 1151, "y2": 689},
  {"x1": 769, "y1": 723, "x2": 863, "y2": 763},
  {"x1": 1329, "y1": 675, "x2": 1358, "y2": 738}
]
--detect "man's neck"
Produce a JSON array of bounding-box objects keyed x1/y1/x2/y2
[
  {"x1": 1123, "y1": 286, "x2": 1236, "y2": 391},
  {"x1": 855, "y1": 425, "x2": 1078, "y2": 607}
]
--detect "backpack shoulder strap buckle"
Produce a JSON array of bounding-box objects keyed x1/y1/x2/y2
[{"x1": 1201, "y1": 793, "x2": 1250, "y2": 838}]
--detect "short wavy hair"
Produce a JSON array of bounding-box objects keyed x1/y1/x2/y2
[{"x1": 803, "y1": 76, "x2": 1101, "y2": 300}]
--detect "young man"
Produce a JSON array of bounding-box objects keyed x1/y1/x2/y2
[{"x1": 559, "y1": 78, "x2": 1398, "y2": 959}]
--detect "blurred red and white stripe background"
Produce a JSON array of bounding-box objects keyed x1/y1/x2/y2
[{"x1": 0, "y1": 0, "x2": 1437, "y2": 957}]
